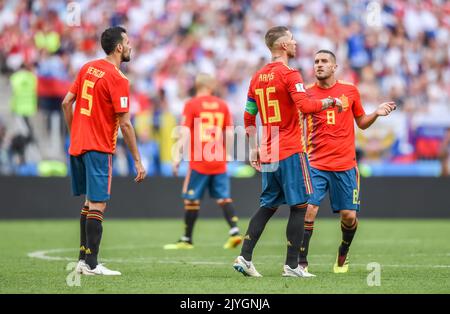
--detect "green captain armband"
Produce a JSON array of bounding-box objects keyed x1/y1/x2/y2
[{"x1": 245, "y1": 97, "x2": 258, "y2": 115}]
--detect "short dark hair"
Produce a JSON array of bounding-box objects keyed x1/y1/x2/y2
[
  {"x1": 315, "y1": 49, "x2": 336, "y2": 63},
  {"x1": 101, "y1": 26, "x2": 127, "y2": 55},
  {"x1": 265, "y1": 26, "x2": 289, "y2": 49}
]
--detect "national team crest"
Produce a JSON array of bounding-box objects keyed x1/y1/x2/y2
[{"x1": 339, "y1": 94, "x2": 349, "y2": 111}]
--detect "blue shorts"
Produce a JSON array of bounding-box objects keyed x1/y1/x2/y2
[
  {"x1": 70, "y1": 151, "x2": 113, "y2": 202},
  {"x1": 308, "y1": 166, "x2": 360, "y2": 212},
  {"x1": 182, "y1": 169, "x2": 231, "y2": 200},
  {"x1": 260, "y1": 153, "x2": 313, "y2": 208}
]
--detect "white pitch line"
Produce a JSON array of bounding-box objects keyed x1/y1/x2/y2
[{"x1": 27, "y1": 248, "x2": 450, "y2": 268}]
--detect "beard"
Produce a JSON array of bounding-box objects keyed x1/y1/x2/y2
[
  {"x1": 315, "y1": 72, "x2": 331, "y2": 80},
  {"x1": 121, "y1": 51, "x2": 131, "y2": 62}
]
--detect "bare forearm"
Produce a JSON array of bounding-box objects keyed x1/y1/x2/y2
[
  {"x1": 62, "y1": 104, "x2": 73, "y2": 133},
  {"x1": 61, "y1": 94, "x2": 75, "y2": 133},
  {"x1": 292, "y1": 92, "x2": 322, "y2": 113},
  {"x1": 243, "y1": 113, "x2": 257, "y2": 150},
  {"x1": 357, "y1": 112, "x2": 378, "y2": 130},
  {"x1": 120, "y1": 122, "x2": 141, "y2": 162}
]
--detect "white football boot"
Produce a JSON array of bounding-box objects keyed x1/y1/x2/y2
[
  {"x1": 282, "y1": 265, "x2": 316, "y2": 278},
  {"x1": 81, "y1": 264, "x2": 122, "y2": 276},
  {"x1": 75, "y1": 260, "x2": 87, "y2": 274},
  {"x1": 233, "y1": 256, "x2": 262, "y2": 277}
]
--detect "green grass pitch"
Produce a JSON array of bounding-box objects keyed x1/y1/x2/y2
[{"x1": 1, "y1": 218, "x2": 449, "y2": 294}]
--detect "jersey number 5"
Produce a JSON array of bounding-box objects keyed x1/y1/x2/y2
[
  {"x1": 255, "y1": 87, "x2": 281, "y2": 124},
  {"x1": 80, "y1": 79, "x2": 95, "y2": 116}
]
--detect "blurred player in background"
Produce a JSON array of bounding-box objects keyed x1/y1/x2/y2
[
  {"x1": 233, "y1": 26, "x2": 342, "y2": 278},
  {"x1": 165, "y1": 73, "x2": 242, "y2": 250},
  {"x1": 299, "y1": 50, "x2": 396, "y2": 273},
  {"x1": 62, "y1": 26, "x2": 146, "y2": 276}
]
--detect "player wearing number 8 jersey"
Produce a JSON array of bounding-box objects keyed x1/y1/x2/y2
[
  {"x1": 299, "y1": 50, "x2": 396, "y2": 274},
  {"x1": 62, "y1": 26, "x2": 146, "y2": 276},
  {"x1": 233, "y1": 26, "x2": 343, "y2": 278}
]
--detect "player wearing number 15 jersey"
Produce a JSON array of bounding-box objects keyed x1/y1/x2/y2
[
  {"x1": 233, "y1": 26, "x2": 343, "y2": 278},
  {"x1": 299, "y1": 50, "x2": 396, "y2": 274},
  {"x1": 62, "y1": 27, "x2": 146, "y2": 276},
  {"x1": 164, "y1": 73, "x2": 242, "y2": 251}
]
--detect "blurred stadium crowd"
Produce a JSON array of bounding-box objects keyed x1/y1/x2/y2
[{"x1": 0, "y1": 0, "x2": 449, "y2": 177}]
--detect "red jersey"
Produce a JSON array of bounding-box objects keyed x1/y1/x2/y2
[
  {"x1": 305, "y1": 80, "x2": 365, "y2": 171},
  {"x1": 245, "y1": 62, "x2": 323, "y2": 162},
  {"x1": 68, "y1": 59, "x2": 130, "y2": 156},
  {"x1": 182, "y1": 95, "x2": 233, "y2": 175}
]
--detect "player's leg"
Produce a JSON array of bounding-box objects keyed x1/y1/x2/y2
[
  {"x1": 69, "y1": 154, "x2": 89, "y2": 272},
  {"x1": 210, "y1": 173, "x2": 241, "y2": 248},
  {"x1": 85, "y1": 200, "x2": 106, "y2": 271},
  {"x1": 233, "y1": 206, "x2": 275, "y2": 277},
  {"x1": 281, "y1": 153, "x2": 315, "y2": 277},
  {"x1": 330, "y1": 167, "x2": 360, "y2": 273},
  {"x1": 79, "y1": 199, "x2": 89, "y2": 260},
  {"x1": 182, "y1": 199, "x2": 200, "y2": 246},
  {"x1": 285, "y1": 203, "x2": 308, "y2": 269},
  {"x1": 82, "y1": 152, "x2": 120, "y2": 275},
  {"x1": 299, "y1": 167, "x2": 329, "y2": 270},
  {"x1": 217, "y1": 199, "x2": 242, "y2": 249},
  {"x1": 339, "y1": 210, "x2": 358, "y2": 257},
  {"x1": 164, "y1": 169, "x2": 207, "y2": 249},
  {"x1": 233, "y1": 164, "x2": 281, "y2": 277},
  {"x1": 298, "y1": 204, "x2": 318, "y2": 270}
]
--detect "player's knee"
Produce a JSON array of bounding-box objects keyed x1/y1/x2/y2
[
  {"x1": 88, "y1": 201, "x2": 106, "y2": 213},
  {"x1": 217, "y1": 198, "x2": 232, "y2": 206},
  {"x1": 341, "y1": 210, "x2": 357, "y2": 224},
  {"x1": 306, "y1": 204, "x2": 319, "y2": 221},
  {"x1": 290, "y1": 203, "x2": 307, "y2": 213},
  {"x1": 184, "y1": 199, "x2": 200, "y2": 211},
  {"x1": 184, "y1": 199, "x2": 200, "y2": 205}
]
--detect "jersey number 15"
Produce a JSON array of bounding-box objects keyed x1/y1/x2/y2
[{"x1": 255, "y1": 87, "x2": 281, "y2": 123}]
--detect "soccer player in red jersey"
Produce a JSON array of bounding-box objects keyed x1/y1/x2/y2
[
  {"x1": 61, "y1": 27, "x2": 146, "y2": 276},
  {"x1": 165, "y1": 73, "x2": 242, "y2": 250},
  {"x1": 299, "y1": 50, "x2": 396, "y2": 273},
  {"x1": 233, "y1": 26, "x2": 343, "y2": 278}
]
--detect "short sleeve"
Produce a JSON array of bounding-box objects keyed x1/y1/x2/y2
[
  {"x1": 245, "y1": 77, "x2": 258, "y2": 115},
  {"x1": 285, "y1": 69, "x2": 307, "y2": 97},
  {"x1": 69, "y1": 68, "x2": 83, "y2": 95},
  {"x1": 182, "y1": 101, "x2": 194, "y2": 128},
  {"x1": 352, "y1": 87, "x2": 365, "y2": 118},
  {"x1": 110, "y1": 77, "x2": 130, "y2": 113}
]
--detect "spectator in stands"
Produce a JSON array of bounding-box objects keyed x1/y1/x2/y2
[
  {"x1": 0, "y1": 0, "x2": 448, "y2": 176},
  {"x1": 10, "y1": 62, "x2": 37, "y2": 145}
]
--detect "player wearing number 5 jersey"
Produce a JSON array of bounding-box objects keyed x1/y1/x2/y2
[
  {"x1": 299, "y1": 50, "x2": 396, "y2": 274},
  {"x1": 233, "y1": 26, "x2": 342, "y2": 278},
  {"x1": 165, "y1": 73, "x2": 242, "y2": 250},
  {"x1": 62, "y1": 26, "x2": 146, "y2": 276}
]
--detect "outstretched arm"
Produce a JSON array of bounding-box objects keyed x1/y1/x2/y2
[
  {"x1": 355, "y1": 102, "x2": 396, "y2": 130},
  {"x1": 287, "y1": 71, "x2": 343, "y2": 113}
]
